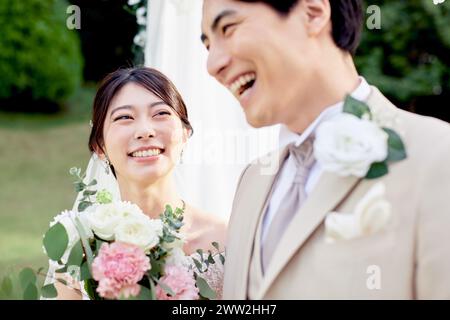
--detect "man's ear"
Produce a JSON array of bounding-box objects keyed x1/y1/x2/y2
[{"x1": 296, "y1": 0, "x2": 331, "y2": 37}]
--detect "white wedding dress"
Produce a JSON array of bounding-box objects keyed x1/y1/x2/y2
[{"x1": 43, "y1": 154, "x2": 224, "y2": 300}]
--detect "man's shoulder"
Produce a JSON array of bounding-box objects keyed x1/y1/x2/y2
[{"x1": 367, "y1": 86, "x2": 450, "y2": 151}]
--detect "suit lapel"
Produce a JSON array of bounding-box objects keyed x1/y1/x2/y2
[
  {"x1": 230, "y1": 146, "x2": 289, "y2": 298},
  {"x1": 256, "y1": 171, "x2": 361, "y2": 297},
  {"x1": 256, "y1": 86, "x2": 394, "y2": 297}
]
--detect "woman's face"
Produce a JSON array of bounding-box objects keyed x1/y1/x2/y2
[{"x1": 101, "y1": 82, "x2": 188, "y2": 185}]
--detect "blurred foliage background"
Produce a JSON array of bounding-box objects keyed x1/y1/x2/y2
[
  {"x1": 0, "y1": 0, "x2": 137, "y2": 291},
  {"x1": 356, "y1": 0, "x2": 450, "y2": 120},
  {"x1": 0, "y1": 0, "x2": 449, "y2": 297}
]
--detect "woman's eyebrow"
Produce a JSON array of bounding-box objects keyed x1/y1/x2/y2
[{"x1": 110, "y1": 101, "x2": 168, "y2": 118}]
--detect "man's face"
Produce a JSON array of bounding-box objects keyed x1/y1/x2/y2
[{"x1": 201, "y1": 0, "x2": 320, "y2": 129}]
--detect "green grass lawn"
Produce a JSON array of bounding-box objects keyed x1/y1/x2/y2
[{"x1": 0, "y1": 86, "x2": 95, "y2": 281}]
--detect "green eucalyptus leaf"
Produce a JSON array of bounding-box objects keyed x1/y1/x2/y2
[
  {"x1": 77, "y1": 201, "x2": 91, "y2": 212},
  {"x1": 196, "y1": 276, "x2": 216, "y2": 300},
  {"x1": 95, "y1": 239, "x2": 105, "y2": 251},
  {"x1": 192, "y1": 258, "x2": 203, "y2": 272},
  {"x1": 158, "y1": 282, "x2": 175, "y2": 297},
  {"x1": 383, "y1": 128, "x2": 407, "y2": 162},
  {"x1": 43, "y1": 223, "x2": 69, "y2": 261},
  {"x1": 211, "y1": 242, "x2": 220, "y2": 250},
  {"x1": 343, "y1": 95, "x2": 371, "y2": 119},
  {"x1": 83, "y1": 190, "x2": 96, "y2": 197},
  {"x1": 55, "y1": 266, "x2": 67, "y2": 274},
  {"x1": 88, "y1": 179, "x2": 97, "y2": 186},
  {"x1": 41, "y1": 284, "x2": 58, "y2": 298},
  {"x1": 23, "y1": 283, "x2": 38, "y2": 300},
  {"x1": 149, "y1": 259, "x2": 163, "y2": 278},
  {"x1": 74, "y1": 182, "x2": 86, "y2": 193},
  {"x1": 366, "y1": 162, "x2": 389, "y2": 179},
  {"x1": 219, "y1": 254, "x2": 225, "y2": 265},
  {"x1": 149, "y1": 281, "x2": 156, "y2": 300},
  {"x1": 207, "y1": 253, "x2": 215, "y2": 265},
  {"x1": 67, "y1": 240, "x2": 84, "y2": 267},
  {"x1": 74, "y1": 217, "x2": 94, "y2": 274},
  {"x1": 196, "y1": 249, "x2": 204, "y2": 258},
  {"x1": 19, "y1": 268, "x2": 36, "y2": 291},
  {"x1": 80, "y1": 261, "x2": 91, "y2": 281}
]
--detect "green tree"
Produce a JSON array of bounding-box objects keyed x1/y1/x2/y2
[
  {"x1": 356, "y1": 0, "x2": 450, "y2": 112},
  {"x1": 0, "y1": 0, "x2": 83, "y2": 111}
]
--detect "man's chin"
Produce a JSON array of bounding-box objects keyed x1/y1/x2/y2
[{"x1": 245, "y1": 110, "x2": 275, "y2": 129}]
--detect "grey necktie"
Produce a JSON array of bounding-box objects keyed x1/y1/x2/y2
[{"x1": 261, "y1": 137, "x2": 316, "y2": 273}]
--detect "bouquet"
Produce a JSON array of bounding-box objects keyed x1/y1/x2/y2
[{"x1": 39, "y1": 167, "x2": 223, "y2": 300}]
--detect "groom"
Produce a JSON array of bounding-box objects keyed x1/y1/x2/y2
[
  {"x1": 202, "y1": 0, "x2": 450, "y2": 299},
  {"x1": 201, "y1": 0, "x2": 450, "y2": 299}
]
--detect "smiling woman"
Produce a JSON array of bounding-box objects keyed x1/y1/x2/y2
[{"x1": 50, "y1": 67, "x2": 227, "y2": 300}]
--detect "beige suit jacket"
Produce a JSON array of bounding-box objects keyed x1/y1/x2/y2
[{"x1": 223, "y1": 86, "x2": 450, "y2": 299}]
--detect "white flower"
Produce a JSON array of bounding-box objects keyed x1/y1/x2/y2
[
  {"x1": 314, "y1": 113, "x2": 389, "y2": 177},
  {"x1": 118, "y1": 201, "x2": 147, "y2": 219},
  {"x1": 325, "y1": 183, "x2": 392, "y2": 243},
  {"x1": 136, "y1": 7, "x2": 147, "y2": 25},
  {"x1": 115, "y1": 217, "x2": 163, "y2": 253},
  {"x1": 87, "y1": 203, "x2": 121, "y2": 240},
  {"x1": 165, "y1": 247, "x2": 191, "y2": 268},
  {"x1": 127, "y1": 0, "x2": 141, "y2": 5},
  {"x1": 48, "y1": 210, "x2": 93, "y2": 263},
  {"x1": 133, "y1": 30, "x2": 146, "y2": 47}
]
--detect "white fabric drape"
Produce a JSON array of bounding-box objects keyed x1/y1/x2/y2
[{"x1": 145, "y1": 0, "x2": 280, "y2": 218}]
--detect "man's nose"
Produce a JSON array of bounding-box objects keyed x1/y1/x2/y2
[{"x1": 206, "y1": 43, "x2": 231, "y2": 83}]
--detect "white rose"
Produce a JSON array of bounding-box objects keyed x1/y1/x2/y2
[
  {"x1": 314, "y1": 113, "x2": 389, "y2": 177},
  {"x1": 127, "y1": 0, "x2": 140, "y2": 5},
  {"x1": 115, "y1": 217, "x2": 163, "y2": 253},
  {"x1": 325, "y1": 182, "x2": 392, "y2": 242},
  {"x1": 117, "y1": 201, "x2": 146, "y2": 219},
  {"x1": 87, "y1": 203, "x2": 123, "y2": 240}
]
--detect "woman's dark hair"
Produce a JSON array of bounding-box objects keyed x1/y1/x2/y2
[
  {"x1": 88, "y1": 67, "x2": 193, "y2": 155},
  {"x1": 237, "y1": 0, "x2": 363, "y2": 55}
]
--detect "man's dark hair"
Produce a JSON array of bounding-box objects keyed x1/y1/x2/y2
[{"x1": 237, "y1": 0, "x2": 363, "y2": 54}]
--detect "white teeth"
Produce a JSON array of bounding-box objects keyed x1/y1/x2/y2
[
  {"x1": 131, "y1": 148, "x2": 161, "y2": 158},
  {"x1": 229, "y1": 73, "x2": 256, "y2": 96}
]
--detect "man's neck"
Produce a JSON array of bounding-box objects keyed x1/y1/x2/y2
[{"x1": 286, "y1": 53, "x2": 360, "y2": 134}]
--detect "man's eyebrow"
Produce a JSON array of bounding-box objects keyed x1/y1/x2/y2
[
  {"x1": 110, "y1": 101, "x2": 167, "y2": 118},
  {"x1": 201, "y1": 9, "x2": 237, "y2": 44}
]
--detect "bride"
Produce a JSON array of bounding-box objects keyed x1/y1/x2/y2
[{"x1": 52, "y1": 67, "x2": 227, "y2": 299}]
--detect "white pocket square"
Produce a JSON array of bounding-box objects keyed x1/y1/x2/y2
[{"x1": 325, "y1": 182, "x2": 392, "y2": 243}]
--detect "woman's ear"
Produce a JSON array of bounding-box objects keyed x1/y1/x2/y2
[
  {"x1": 93, "y1": 145, "x2": 106, "y2": 161},
  {"x1": 182, "y1": 127, "x2": 191, "y2": 144}
]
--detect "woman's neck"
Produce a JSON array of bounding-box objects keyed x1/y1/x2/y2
[{"x1": 117, "y1": 174, "x2": 182, "y2": 219}]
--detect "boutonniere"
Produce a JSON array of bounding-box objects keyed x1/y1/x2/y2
[
  {"x1": 314, "y1": 95, "x2": 407, "y2": 179},
  {"x1": 325, "y1": 182, "x2": 392, "y2": 243}
]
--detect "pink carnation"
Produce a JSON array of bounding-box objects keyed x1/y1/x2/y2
[
  {"x1": 92, "y1": 242, "x2": 151, "y2": 299},
  {"x1": 156, "y1": 265, "x2": 199, "y2": 300}
]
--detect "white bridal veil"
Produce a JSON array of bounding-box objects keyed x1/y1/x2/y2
[{"x1": 145, "y1": 0, "x2": 280, "y2": 218}]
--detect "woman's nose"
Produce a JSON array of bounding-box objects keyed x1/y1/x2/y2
[{"x1": 134, "y1": 120, "x2": 156, "y2": 140}]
